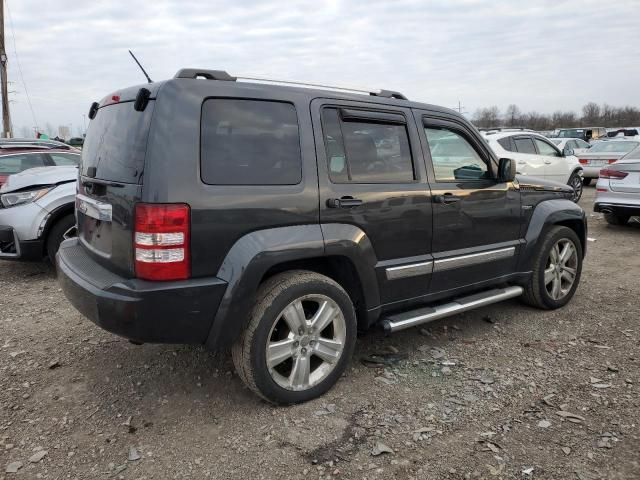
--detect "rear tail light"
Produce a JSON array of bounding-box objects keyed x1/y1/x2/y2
[
  {"x1": 134, "y1": 203, "x2": 190, "y2": 281},
  {"x1": 578, "y1": 158, "x2": 588, "y2": 164},
  {"x1": 599, "y1": 168, "x2": 628, "y2": 179},
  {"x1": 607, "y1": 159, "x2": 617, "y2": 164}
]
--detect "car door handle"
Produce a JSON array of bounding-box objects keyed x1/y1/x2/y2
[
  {"x1": 326, "y1": 196, "x2": 363, "y2": 209},
  {"x1": 517, "y1": 160, "x2": 527, "y2": 165},
  {"x1": 433, "y1": 193, "x2": 461, "y2": 204},
  {"x1": 544, "y1": 160, "x2": 552, "y2": 164}
]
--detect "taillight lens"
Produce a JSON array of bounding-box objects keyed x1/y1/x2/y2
[
  {"x1": 134, "y1": 203, "x2": 190, "y2": 281},
  {"x1": 578, "y1": 158, "x2": 588, "y2": 164},
  {"x1": 607, "y1": 159, "x2": 617, "y2": 164},
  {"x1": 599, "y1": 168, "x2": 628, "y2": 179}
]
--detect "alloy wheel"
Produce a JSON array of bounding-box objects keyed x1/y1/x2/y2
[
  {"x1": 265, "y1": 294, "x2": 346, "y2": 391},
  {"x1": 544, "y1": 239, "x2": 578, "y2": 300},
  {"x1": 570, "y1": 175, "x2": 583, "y2": 202}
]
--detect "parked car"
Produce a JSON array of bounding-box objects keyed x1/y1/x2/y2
[
  {"x1": 550, "y1": 138, "x2": 591, "y2": 156},
  {"x1": 482, "y1": 129, "x2": 584, "y2": 201},
  {"x1": 57, "y1": 69, "x2": 586, "y2": 404},
  {"x1": 0, "y1": 147, "x2": 80, "y2": 186},
  {"x1": 0, "y1": 165, "x2": 78, "y2": 262},
  {"x1": 556, "y1": 127, "x2": 607, "y2": 142},
  {"x1": 67, "y1": 137, "x2": 84, "y2": 147},
  {"x1": 606, "y1": 128, "x2": 640, "y2": 140},
  {"x1": 0, "y1": 138, "x2": 78, "y2": 151},
  {"x1": 594, "y1": 146, "x2": 640, "y2": 225},
  {"x1": 577, "y1": 140, "x2": 640, "y2": 185}
]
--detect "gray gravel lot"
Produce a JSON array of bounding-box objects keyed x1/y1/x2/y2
[{"x1": 1, "y1": 186, "x2": 639, "y2": 479}]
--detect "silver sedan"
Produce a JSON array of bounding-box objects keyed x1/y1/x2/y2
[
  {"x1": 578, "y1": 140, "x2": 640, "y2": 184},
  {"x1": 594, "y1": 146, "x2": 640, "y2": 225}
]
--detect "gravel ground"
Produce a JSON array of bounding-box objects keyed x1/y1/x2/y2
[{"x1": 1, "y1": 186, "x2": 639, "y2": 480}]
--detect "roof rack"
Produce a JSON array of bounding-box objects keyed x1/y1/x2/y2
[
  {"x1": 479, "y1": 127, "x2": 534, "y2": 135},
  {"x1": 174, "y1": 68, "x2": 408, "y2": 100}
]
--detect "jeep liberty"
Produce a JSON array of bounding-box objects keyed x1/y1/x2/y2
[{"x1": 57, "y1": 69, "x2": 587, "y2": 404}]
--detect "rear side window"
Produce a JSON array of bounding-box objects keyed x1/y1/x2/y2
[
  {"x1": 321, "y1": 108, "x2": 414, "y2": 183},
  {"x1": 514, "y1": 137, "x2": 536, "y2": 154},
  {"x1": 200, "y1": 99, "x2": 301, "y2": 185},
  {"x1": 498, "y1": 137, "x2": 514, "y2": 151},
  {"x1": 0, "y1": 153, "x2": 47, "y2": 174},
  {"x1": 534, "y1": 138, "x2": 560, "y2": 156}
]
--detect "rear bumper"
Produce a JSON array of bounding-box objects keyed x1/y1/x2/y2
[
  {"x1": 57, "y1": 238, "x2": 227, "y2": 345},
  {"x1": 0, "y1": 225, "x2": 44, "y2": 260},
  {"x1": 594, "y1": 202, "x2": 640, "y2": 216},
  {"x1": 582, "y1": 166, "x2": 602, "y2": 178}
]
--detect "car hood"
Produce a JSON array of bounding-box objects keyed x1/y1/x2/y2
[
  {"x1": 0, "y1": 166, "x2": 78, "y2": 194},
  {"x1": 516, "y1": 174, "x2": 573, "y2": 194}
]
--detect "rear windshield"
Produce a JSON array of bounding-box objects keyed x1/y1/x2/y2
[
  {"x1": 589, "y1": 141, "x2": 639, "y2": 153},
  {"x1": 557, "y1": 129, "x2": 586, "y2": 138},
  {"x1": 81, "y1": 101, "x2": 154, "y2": 183}
]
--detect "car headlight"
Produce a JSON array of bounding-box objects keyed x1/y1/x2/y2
[{"x1": 0, "y1": 187, "x2": 52, "y2": 208}]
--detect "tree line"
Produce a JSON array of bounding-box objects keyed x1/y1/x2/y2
[{"x1": 472, "y1": 103, "x2": 640, "y2": 131}]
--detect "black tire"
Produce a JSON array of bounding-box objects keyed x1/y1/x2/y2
[
  {"x1": 232, "y1": 270, "x2": 357, "y2": 404},
  {"x1": 582, "y1": 178, "x2": 592, "y2": 186},
  {"x1": 568, "y1": 172, "x2": 583, "y2": 202},
  {"x1": 604, "y1": 213, "x2": 630, "y2": 226},
  {"x1": 46, "y1": 215, "x2": 76, "y2": 265},
  {"x1": 521, "y1": 226, "x2": 583, "y2": 310}
]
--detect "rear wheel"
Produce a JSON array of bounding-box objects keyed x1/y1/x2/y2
[
  {"x1": 604, "y1": 213, "x2": 630, "y2": 226},
  {"x1": 582, "y1": 178, "x2": 592, "y2": 186},
  {"x1": 568, "y1": 172, "x2": 583, "y2": 202},
  {"x1": 46, "y1": 215, "x2": 77, "y2": 265},
  {"x1": 522, "y1": 226, "x2": 583, "y2": 310},
  {"x1": 232, "y1": 270, "x2": 357, "y2": 404}
]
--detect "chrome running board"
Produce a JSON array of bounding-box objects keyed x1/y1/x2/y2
[{"x1": 382, "y1": 286, "x2": 523, "y2": 333}]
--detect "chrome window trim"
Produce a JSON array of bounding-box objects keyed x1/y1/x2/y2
[
  {"x1": 385, "y1": 261, "x2": 433, "y2": 280},
  {"x1": 433, "y1": 246, "x2": 515, "y2": 272}
]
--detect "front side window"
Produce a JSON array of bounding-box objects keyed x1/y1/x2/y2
[
  {"x1": 514, "y1": 137, "x2": 537, "y2": 154},
  {"x1": 321, "y1": 108, "x2": 414, "y2": 183},
  {"x1": 49, "y1": 153, "x2": 80, "y2": 166},
  {"x1": 201, "y1": 99, "x2": 302, "y2": 185},
  {"x1": 534, "y1": 138, "x2": 560, "y2": 157},
  {"x1": 498, "y1": 137, "x2": 514, "y2": 151},
  {"x1": 0, "y1": 153, "x2": 47, "y2": 174},
  {"x1": 424, "y1": 127, "x2": 489, "y2": 181}
]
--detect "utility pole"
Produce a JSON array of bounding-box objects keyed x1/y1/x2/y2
[{"x1": 0, "y1": 0, "x2": 12, "y2": 138}]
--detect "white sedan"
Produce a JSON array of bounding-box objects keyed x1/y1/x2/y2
[{"x1": 550, "y1": 137, "x2": 591, "y2": 156}]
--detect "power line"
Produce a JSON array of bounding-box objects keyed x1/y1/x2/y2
[{"x1": 5, "y1": 0, "x2": 38, "y2": 131}]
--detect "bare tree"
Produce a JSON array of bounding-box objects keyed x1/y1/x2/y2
[
  {"x1": 504, "y1": 104, "x2": 521, "y2": 127},
  {"x1": 581, "y1": 102, "x2": 601, "y2": 125},
  {"x1": 472, "y1": 106, "x2": 501, "y2": 129}
]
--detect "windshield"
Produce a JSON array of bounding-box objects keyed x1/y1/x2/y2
[
  {"x1": 589, "y1": 141, "x2": 639, "y2": 153},
  {"x1": 557, "y1": 129, "x2": 586, "y2": 138},
  {"x1": 621, "y1": 146, "x2": 640, "y2": 160}
]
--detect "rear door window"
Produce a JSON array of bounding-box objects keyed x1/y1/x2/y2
[
  {"x1": 321, "y1": 108, "x2": 414, "y2": 183},
  {"x1": 514, "y1": 137, "x2": 536, "y2": 154},
  {"x1": 200, "y1": 99, "x2": 302, "y2": 185}
]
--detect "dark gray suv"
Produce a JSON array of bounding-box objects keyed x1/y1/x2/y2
[{"x1": 57, "y1": 69, "x2": 587, "y2": 404}]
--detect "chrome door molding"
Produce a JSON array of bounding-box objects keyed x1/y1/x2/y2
[
  {"x1": 433, "y1": 246, "x2": 516, "y2": 272},
  {"x1": 385, "y1": 261, "x2": 433, "y2": 280}
]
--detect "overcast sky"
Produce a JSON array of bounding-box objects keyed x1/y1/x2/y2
[{"x1": 6, "y1": 0, "x2": 640, "y2": 136}]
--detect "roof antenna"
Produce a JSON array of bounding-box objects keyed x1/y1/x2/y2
[{"x1": 128, "y1": 50, "x2": 153, "y2": 84}]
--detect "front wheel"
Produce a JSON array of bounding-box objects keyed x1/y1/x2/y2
[
  {"x1": 46, "y1": 215, "x2": 77, "y2": 265},
  {"x1": 232, "y1": 270, "x2": 357, "y2": 404},
  {"x1": 568, "y1": 172, "x2": 583, "y2": 202},
  {"x1": 522, "y1": 226, "x2": 583, "y2": 310}
]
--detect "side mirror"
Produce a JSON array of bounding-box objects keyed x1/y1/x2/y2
[
  {"x1": 498, "y1": 158, "x2": 516, "y2": 182},
  {"x1": 563, "y1": 147, "x2": 574, "y2": 157}
]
